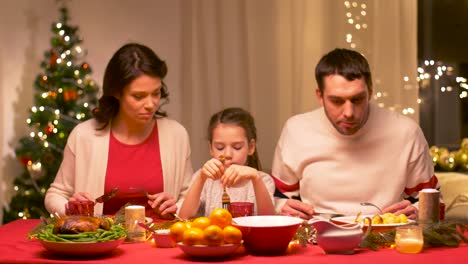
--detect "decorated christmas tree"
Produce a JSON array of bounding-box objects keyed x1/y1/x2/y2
[{"x1": 2, "y1": 6, "x2": 98, "y2": 223}]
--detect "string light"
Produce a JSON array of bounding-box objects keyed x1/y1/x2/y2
[{"x1": 56, "y1": 23, "x2": 62, "y2": 29}]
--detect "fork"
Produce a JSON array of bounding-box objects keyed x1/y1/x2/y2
[{"x1": 219, "y1": 155, "x2": 232, "y2": 210}]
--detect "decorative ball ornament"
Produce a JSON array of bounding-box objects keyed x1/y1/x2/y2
[
  {"x1": 461, "y1": 138, "x2": 468, "y2": 150},
  {"x1": 429, "y1": 146, "x2": 440, "y2": 167},
  {"x1": 456, "y1": 150, "x2": 468, "y2": 171},
  {"x1": 44, "y1": 123, "x2": 55, "y2": 135},
  {"x1": 63, "y1": 89, "x2": 78, "y2": 101},
  {"x1": 438, "y1": 151, "x2": 457, "y2": 171},
  {"x1": 17, "y1": 155, "x2": 32, "y2": 167}
]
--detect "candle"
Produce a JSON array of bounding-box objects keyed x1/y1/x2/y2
[
  {"x1": 418, "y1": 188, "x2": 440, "y2": 224},
  {"x1": 125, "y1": 205, "x2": 146, "y2": 242},
  {"x1": 394, "y1": 225, "x2": 424, "y2": 254}
]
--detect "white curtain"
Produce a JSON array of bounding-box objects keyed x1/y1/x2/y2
[{"x1": 179, "y1": 0, "x2": 418, "y2": 170}]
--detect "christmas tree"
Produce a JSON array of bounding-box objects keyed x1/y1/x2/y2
[{"x1": 2, "y1": 6, "x2": 98, "y2": 223}]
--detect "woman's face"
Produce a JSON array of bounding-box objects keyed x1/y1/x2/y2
[
  {"x1": 209, "y1": 124, "x2": 255, "y2": 167},
  {"x1": 115, "y1": 74, "x2": 162, "y2": 126}
]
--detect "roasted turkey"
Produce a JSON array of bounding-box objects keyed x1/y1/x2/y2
[{"x1": 53, "y1": 215, "x2": 111, "y2": 234}]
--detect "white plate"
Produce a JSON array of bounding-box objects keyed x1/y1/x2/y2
[
  {"x1": 39, "y1": 237, "x2": 125, "y2": 256},
  {"x1": 331, "y1": 215, "x2": 415, "y2": 229},
  {"x1": 177, "y1": 242, "x2": 242, "y2": 258}
]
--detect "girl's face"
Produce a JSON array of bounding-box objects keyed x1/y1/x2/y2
[
  {"x1": 209, "y1": 123, "x2": 255, "y2": 167},
  {"x1": 115, "y1": 74, "x2": 162, "y2": 126}
]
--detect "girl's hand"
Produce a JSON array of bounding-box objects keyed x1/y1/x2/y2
[
  {"x1": 69, "y1": 192, "x2": 93, "y2": 202},
  {"x1": 200, "y1": 158, "x2": 225, "y2": 180},
  {"x1": 221, "y1": 164, "x2": 258, "y2": 187},
  {"x1": 147, "y1": 192, "x2": 177, "y2": 219}
]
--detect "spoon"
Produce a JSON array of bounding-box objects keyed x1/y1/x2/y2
[{"x1": 360, "y1": 202, "x2": 384, "y2": 214}]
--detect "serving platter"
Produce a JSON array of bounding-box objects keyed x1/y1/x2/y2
[{"x1": 39, "y1": 237, "x2": 125, "y2": 256}]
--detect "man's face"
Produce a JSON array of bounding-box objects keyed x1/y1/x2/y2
[{"x1": 316, "y1": 74, "x2": 372, "y2": 135}]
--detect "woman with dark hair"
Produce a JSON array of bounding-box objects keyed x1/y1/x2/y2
[
  {"x1": 45, "y1": 43, "x2": 193, "y2": 220},
  {"x1": 179, "y1": 107, "x2": 275, "y2": 218}
]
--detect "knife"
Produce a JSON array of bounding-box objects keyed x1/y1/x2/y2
[{"x1": 95, "y1": 187, "x2": 119, "y2": 203}]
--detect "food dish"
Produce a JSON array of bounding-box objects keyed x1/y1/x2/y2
[
  {"x1": 176, "y1": 242, "x2": 242, "y2": 258},
  {"x1": 331, "y1": 215, "x2": 415, "y2": 231},
  {"x1": 39, "y1": 238, "x2": 125, "y2": 256}
]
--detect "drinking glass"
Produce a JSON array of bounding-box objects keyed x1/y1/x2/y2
[
  {"x1": 228, "y1": 202, "x2": 254, "y2": 217},
  {"x1": 394, "y1": 225, "x2": 424, "y2": 254},
  {"x1": 65, "y1": 200, "x2": 95, "y2": 216}
]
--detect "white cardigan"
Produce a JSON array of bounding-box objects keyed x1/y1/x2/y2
[{"x1": 45, "y1": 118, "x2": 193, "y2": 216}]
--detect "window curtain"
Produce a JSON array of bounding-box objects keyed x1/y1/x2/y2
[{"x1": 179, "y1": 0, "x2": 417, "y2": 170}]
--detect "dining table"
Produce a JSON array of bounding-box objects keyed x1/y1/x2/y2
[{"x1": 0, "y1": 219, "x2": 466, "y2": 264}]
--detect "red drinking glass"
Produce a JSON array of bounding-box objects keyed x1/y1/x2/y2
[
  {"x1": 65, "y1": 200, "x2": 95, "y2": 216},
  {"x1": 228, "y1": 202, "x2": 254, "y2": 217}
]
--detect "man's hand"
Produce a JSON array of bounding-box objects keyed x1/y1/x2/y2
[
  {"x1": 382, "y1": 200, "x2": 417, "y2": 220},
  {"x1": 280, "y1": 199, "x2": 315, "y2": 220}
]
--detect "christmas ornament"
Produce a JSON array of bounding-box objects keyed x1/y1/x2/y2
[
  {"x1": 456, "y1": 150, "x2": 468, "y2": 171},
  {"x1": 50, "y1": 53, "x2": 59, "y2": 68},
  {"x1": 461, "y1": 138, "x2": 468, "y2": 150},
  {"x1": 17, "y1": 155, "x2": 32, "y2": 167},
  {"x1": 438, "y1": 151, "x2": 457, "y2": 171},
  {"x1": 43, "y1": 152, "x2": 55, "y2": 165},
  {"x1": 63, "y1": 89, "x2": 78, "y2": 101},
  {"x1": 44, "y1": 123, "x2": 55, "y2": 135}
]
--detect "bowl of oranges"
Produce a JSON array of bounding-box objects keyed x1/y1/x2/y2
[{"x1": 170, "y1": 208, "x2": 243, "y2": 258}]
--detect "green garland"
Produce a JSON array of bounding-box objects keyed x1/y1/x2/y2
[
  {"x1": 360, "y1": 221, "x2": 468, "y2": 250},
  {"x1": 294, "y1": 221, "x2": 468, "y2": 250}
]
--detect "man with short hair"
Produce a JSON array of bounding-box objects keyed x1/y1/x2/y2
[{"x1": 272, "y1": 48, "x2": 438, "y2": 219}]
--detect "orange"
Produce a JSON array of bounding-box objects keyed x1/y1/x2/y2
[
  {"x1": 209, "y1": 208, "x2": 232, "y2": 228},
  {"x1": 223, "y1": 225, "x2": 242, "y2": 244},
  {"x1": 169, "y1": 221, "x2": 188, "y2": 242},
  {"x1": 203, "y1": 225, "x2": 224, "y2": 246},
  {"x1": 191, "y1": 217, "x2": 211, "y2": 230},
  {"x1": 182, "y1": 227, "x2": 204, "y2": 245}
]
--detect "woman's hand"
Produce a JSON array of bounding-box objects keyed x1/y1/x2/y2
[
  {"x1": 221, "y1": 164, "x2": 258, "y2": 187},
  {"x1": 383, "y1": 200, "x2": 418, "y2": 220},
  {"x1": 68, "y1": 192, "x2": 93, "y2": 202},
  {"x1": 147, "y1": 192, "x2": 177, "y2": 219},
  {"x1": 200, "y1": 158, "x2": 225, "y2": 180}
]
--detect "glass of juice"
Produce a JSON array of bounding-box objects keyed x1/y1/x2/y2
[{"x1": 394, "y1": 225, "x2": 424, "y2": 254}]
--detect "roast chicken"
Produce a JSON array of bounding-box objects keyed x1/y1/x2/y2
[{"x1": 53, "y1": 215, "x2": 111, "y2": 234}]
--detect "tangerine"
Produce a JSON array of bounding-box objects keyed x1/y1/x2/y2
[
  {"x1": 169, "y1": 221, "x2": 188, "y2": 242},
  {"x1": 191, "y1": 217, "x2": 211, "y2": 230},
  {"x1": 182, "y1": 227, "x2": 204, "y2": 245},
  {"x1": 203, "y1": 225, "x2": 224, "y2": 246},
  {"x1": 209, "y1": 208, "x2": 232, "y2": 228},
  {"x1": 223, "y1": 225, "x2": 242, "y2": 244}
]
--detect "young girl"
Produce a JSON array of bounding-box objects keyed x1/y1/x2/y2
[{"x1": 179, "y1": 107, "x2": 275, "y2": 218}]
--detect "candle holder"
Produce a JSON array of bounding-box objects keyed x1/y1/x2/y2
[{"x1": 394, "y1": 225, "x2": 424, "y2": 254}]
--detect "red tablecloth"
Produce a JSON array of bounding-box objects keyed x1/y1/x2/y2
[{"x1": 0, "y1": 219, "x2": 466, "y2": 264}]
